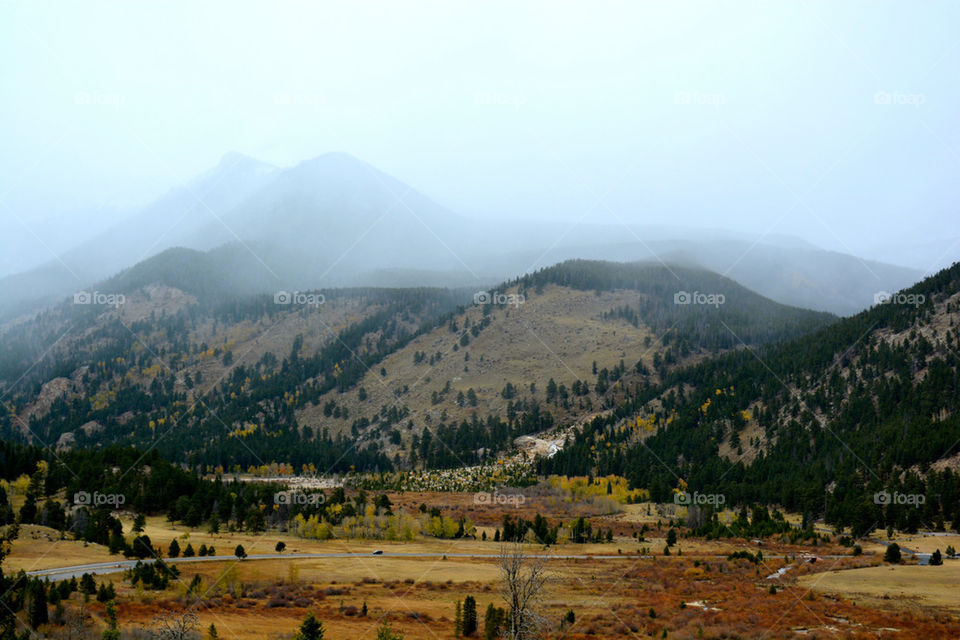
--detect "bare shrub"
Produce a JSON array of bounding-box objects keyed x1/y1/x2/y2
[
  {"x1": 146, "y1": 611, "x2": 200, "y2": 640},
  {"x1": 499, "y1": 541, "x2": 550, "y2": 640}
]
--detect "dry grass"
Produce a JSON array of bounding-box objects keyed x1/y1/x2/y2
[
  {"x1": 798, "y1": 561, "x2": 960, "y2": 613},
  {"x1": 82, "y1": 551, "x2": 960, "y2": 640},
  {"x1": 887, "y1": 533, "x2": 960, "y2": 554},
  {"x1": 11, "y1": 499, "x2": 960, "y2": 638},
  {"x1": 6, "y1": 525, "x2": 117, "y2": 573},
  {"x1": 297, "y1": 285, "x2": 658, "y2": 439}
]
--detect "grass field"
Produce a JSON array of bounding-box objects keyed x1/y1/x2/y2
[
  {"x1": 8, "y1": 525, "x2": 117, "y2": 572},
  {"x1": 798, "y1": 561, "x2": 960, "y2": 613},
  {"x1": 69, "y1": 548, "x2": 960, "y2": 640},
  {"x1": 8, "y1": 498, "x2": 960, "y2": 639}
]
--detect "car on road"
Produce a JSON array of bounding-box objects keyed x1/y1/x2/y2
[{"x1": 372, "y1": 550, "x2": 383, "y2": 555}]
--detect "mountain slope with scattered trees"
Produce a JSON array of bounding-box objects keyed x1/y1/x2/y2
[
  {"x1": 303, "y1": 260, "x2": 835, "y2": 466},
  {"x1": 541, "y1": 262, "x2": 960, "y2": 536},
  {"x1": 0, "y1": 258, "x2": 833, "y2": 473}
]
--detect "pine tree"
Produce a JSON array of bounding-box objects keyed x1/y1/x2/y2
[
  {"x1": 108, "y1": 532, "x2": 125, "y2": 555},
  {"x1": 462, "y1": 596, "x2": 478, "y2": 636},
  {"x1": 80, "y1": 573, "x2": 97, "y2": 596},
  {"x1": 131, "y1": 534, "x2": 153, "y2": 559},
  {"x1": 483, "y1": 604, "x2": 504, "y2": 640},
  {"x1": 101, "y1": 600, "x2": 120, "y2": 640},
  {"x1": 28, "y1": 579, "x2": 48, "y2": 628},
  {"x1": 930, "y1": 549, "x2": 943, "y2": 565},
  {"x1": 294, "y1": 611, "x2": 324, "y2": 640},
  {"x1": 168, "y1": 539, "x2": 180, "y2": 558},
  {"x1": 454, "y1": 599, "x2": 463, "y2": 637},
  {"x1": 884, "y1": 543, "x2": 901, "y2": 563}
]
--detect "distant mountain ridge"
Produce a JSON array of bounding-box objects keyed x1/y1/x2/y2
[
  {"x1": 470, "y1": 234, "x2": 923, "y2": 316},
  {"x1": 0, "y1": 152, "x2": 280, "y2": 319},
  {"x1": 0, "y1": 151, "x2": 925, "y2": 321}
]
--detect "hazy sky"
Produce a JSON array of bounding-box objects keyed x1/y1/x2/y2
[{"x1": 2, "y1": 1, "x2": 958, "y2": 274}]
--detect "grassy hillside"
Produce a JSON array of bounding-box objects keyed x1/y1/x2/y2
[
  {"x1": 302, "y1": 261, "x2": 835, "y2": 464},
  {"x1": 0, "y1": 258, "x2": 835, "y2": 473},
  {"x1": 0, "y1": 276, "x2": 468, "y2": 471},
  {"x1": 541, "y1": 262, "x2": 960, "y2": 535}
]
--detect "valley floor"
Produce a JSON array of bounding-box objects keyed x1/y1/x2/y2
[{"x1": 8, "y1": 504, "x2": 960, "y2": 639}]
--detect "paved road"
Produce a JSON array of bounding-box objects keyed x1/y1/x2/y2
[
  {"x1": 26, "y1": 550, "x2": 855, "y2": 581},
  {"x1": 874, "y1": 540, "x2": 932, "y2": 565},
  {"x1": 25, "y1": 552, "x2": 635, "y2": 580}
]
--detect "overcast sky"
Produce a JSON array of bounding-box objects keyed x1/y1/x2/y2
[{"x1": 1, "y1": 0, "x2": 958, "y2": 275}]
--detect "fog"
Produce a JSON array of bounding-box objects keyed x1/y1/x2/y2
[{"x1": 1, "y1": 1, "x2": 958, "y2": 299}]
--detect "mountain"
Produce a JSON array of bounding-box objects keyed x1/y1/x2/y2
[
  {"x1": 0, "y1": 152, "x2": 480, "y2": 322},
  {"x1": 99, "y1": 245, "x2": 283, "y2": 302},
  {"x1": 541, "y1": 261, "x2": 960, "y2": 535},
  {"x1": 0, "y1": 152, "x2": 924, "y2": 322},
  {"x1": 0, "y1": 259, "x2": 832, "y2": 471},
  {"x1": 464, "y1": 227, "x2": 923, "y2": 316},
  {"x1": 182, "y1": 152, "x2": 476, "y2": 288},
  {"x1": 0, "y1": 153, "x2": 278, "y2": 320},
  {"x1": 295, "y1": 260, "x2": 835, "y2": 466}
]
